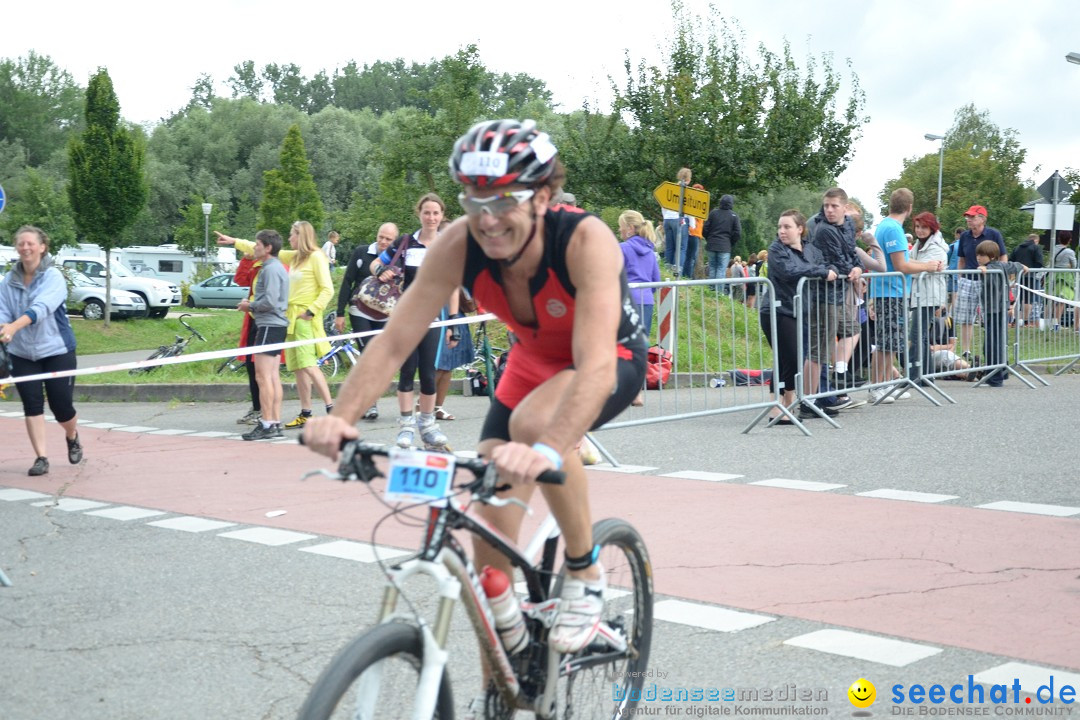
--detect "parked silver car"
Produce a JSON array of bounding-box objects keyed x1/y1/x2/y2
[
  {"x1": 184, "y1": 273, "x2": 249, "y2": 308},
  {"x1": 67, "y1": 270, "x2": 148, "y2": 320}
]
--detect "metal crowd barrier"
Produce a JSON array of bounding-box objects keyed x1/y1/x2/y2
[
  {"x1": 1014, "y1": 267, "x2": 1080, "y2": 379},
  {"x1": 596, "y1": 276, "x2": 808, "y2": 435}
]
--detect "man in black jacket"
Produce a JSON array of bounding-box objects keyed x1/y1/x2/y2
[
  {"x1": 1011, "y1": 233, "x2": 1044, "y2": 326},
  {"x1": 703, "y1": 194, "x2": 741, "y2": 295}
]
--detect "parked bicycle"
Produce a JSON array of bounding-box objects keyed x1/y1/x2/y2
[
  {"x1": 316, "y1": 336, "x2": 361, "y2": 379},
  {"x1": 129, "y1": 313, "x2": 206, "y2": 375},
  {"x1": 296, "y1": 441, "x2": 653, "y2": 720}
]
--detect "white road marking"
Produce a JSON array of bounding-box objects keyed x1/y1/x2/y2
[
  {"x1": 662, "y1": 470, "x2": 744, "y2": 482},
  {"x1": 975, "y1": 501, "x2": 1080, "y2": 517},
  {"x1": 148, "y1": 516, "x2": 237, "y2": 532},
  {"x1": 752, "y1": 478, "x2": 847, "y2": 492},
  {"x1": 0, "y1": 488, "x2": 52, "y2": 501},
  {"x1": 86, "y1": 506, "x2": 168, "y2": 521},
  {"x1": 589, "y1": 464, "x2": 659, "y2": 474},
  {"x1": 30, "y1": 498, "x2": 110, "y2": 512},
  {"x1": 300, "y1": 540, "x2": 411, "y2": 563},
  {"x1": 857, "y1": 489, "x2": 959, "y2": 503},
  {"x1": 146, "y1": 428, "x2": 194, "y2": 436},
  {"x1": 654, "y1": 599, "x2": 774, "y2": 632},
  {"x1": 186, "y1": 431, "x2": 236, "y2": 438},
  {"x1": 112, "y1": 425, "x2": 160, "y2": 433},
  {"x1": 82, "y1": 422, "x2": 128, "y2": 429},
  {"x1": 784, "y1": 629, "x2": 941, "y2": 667},
  {"x1": 218, "y1": 527, "x2": 317, "y2": 546}
]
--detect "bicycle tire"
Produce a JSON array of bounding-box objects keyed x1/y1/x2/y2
[
  {"x1": 319, "y1": 351, "x2": 339, "y2": 379},
  {"x1": 551, "y1": 518, "x2": 653, "y2": 720},
  {"x1": 215, "y1": 357, "x2": 238, "y2": 374},
  {"x1": 296, "y1": 622, "x2": 454, "y2": 720},
  {"x1": 129, "y1": 346, "x2": 174, "y2": 376}
]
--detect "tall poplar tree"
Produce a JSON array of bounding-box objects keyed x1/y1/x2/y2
[
  {"x1": 68, "y1": 68, "x2": 147, "y2": 324},
  {"x1": 258, "y1": 124, "x2": 324, "y2": 238}
]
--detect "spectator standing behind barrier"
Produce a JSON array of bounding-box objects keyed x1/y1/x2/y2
[
  {"x1": 760, "y1": 210, "x2": 837, "y2": 425},
  {"x1": 0, "y1": 226, "x2": 83, "y2": 476},
  {"x1": 1050, "y1": 231, "x2": 1076, "y2": 331},
  {"x1": 240, "y1": 230, "x2": 289, "y2": 440},
  {"x1": 335, "y1": 222, "x2": 398, "y2": 421},
  {"x1": 956, "y1": 205, "x2": 1007, "y2": 359},
  {"x1": 805, "y1": 188, "x2": 863, "y2": 409},
  {"x1": 217, "y1": 220, "x2": 336, "y2": 429},
  {"x1": 946, "y1": 227, "x2": 963, "y2": 320},
  {"x1": 1011, "y1": 233, "x2": 1044, "y2": 326},
  {"x1": 976, "y1": 241, "x2": 1023, "y2": 387},
  {"x1": 867, "y1": 189, "x2": 943, "y2": 404},
  {"x1": 662, "y1": 167, "x2": 693, "y2": 275},
  {"x1": 618, "y1": 210, "x2": 661, "y2": 338},
  {"x1": 908, "y1": 212, "x2": 948, "y2": 385},
  {"x1": 373, "y1": 193, "x2": 451, "y2": 451},
  {"x1": 233, "y1": 251, "x2": 262, "y2": 426},
  {"x1": 703, "y1": 194, "x2": 740, "y2": 295},
  {"x1": 322, "y1": 230, "x2": 339, "y2": 269},
  {"x1": 683, "y1": 183, "x2": 706, "y2": 279}
]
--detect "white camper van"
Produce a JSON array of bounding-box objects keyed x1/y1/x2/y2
[{"x1": 120, "y1": 245, "x2": 238, "y2": 285}]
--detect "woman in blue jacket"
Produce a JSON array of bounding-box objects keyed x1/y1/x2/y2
[
  {"x1": 0, "y1": 226, "x2": 83, "y2": 476},
  {"x1": 618, "y1": 210, "x2": 662, "y2": 337}
]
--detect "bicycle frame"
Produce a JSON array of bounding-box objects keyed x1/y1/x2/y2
[{"x1": 367, "y1": 493, "x2": 627, "y2": 719}]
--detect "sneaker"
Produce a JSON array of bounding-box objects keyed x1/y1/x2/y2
[
  {"x1": 28, "y1": 456, "x2": 49, "y2": 477},
  {"x1": 362, "y1": 405, "x2": 379, "y2": 421},
  {"x1": 242, "y1": 424, "x2": 279, "y2": 441},
  {"x1": 66, "y1": 434, "x2": 83, "y2": 464},
  {"x1": 869, "y1": 388, "x2": 896, "y2": 405},
  {"x1": 271, "y1": 423, "x2": 284, "y2": 439},
  {"x1": 396, "y1": 415, "x2": 417, "y2": 448},
  {"x1": 832, "y1": 395, "x2": 855, "y2": 410},
  {"x1": 550, "y1": 568, "x2": 605, "y2": 654},
  {"x1": 283, "y1": 413, "x2": 310, "y2": 429},
  {"x1": 799, "y1": 402, "x2": 839, "y2": 420},
  {"x1": 237, "y1": 408, "x2": 260, "y2": 425},
  {"x1": 896, "y1": 391, "x2": 911, "y2": 400}
]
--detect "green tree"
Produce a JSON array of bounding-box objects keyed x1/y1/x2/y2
[
  {"x1": 613, "y1": 5, "x2": 866, "y2": 200},
  {"x1": 68, "y1": 68, "x2": 148, "y2": 325},
  {"x1": 0, "y1": 51, "x2": 84, "y2": 167},
  {"x1": 880, "y1": 105, "x2": 1033, "y2": 247},
  {"x1": 0, "y1": 167, "x2": 77, "y2": 247},
  {"x1": 258, "y1": 124, "x2": 324, "y2": 238},
  {"x1": 227, "y1": 61, "x2": 263, "y2": 101}
]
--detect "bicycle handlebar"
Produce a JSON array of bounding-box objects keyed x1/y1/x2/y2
[
  {"x1": 177, "y1": 313, "x2": 207, "y2": 342},
  {"x1": 301, "y1": 438, "x2": 566, "y2": 491}
]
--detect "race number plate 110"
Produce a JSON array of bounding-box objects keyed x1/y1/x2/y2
[{"x1": 384, "y1": 448, "x2": 456, "y2": 505}]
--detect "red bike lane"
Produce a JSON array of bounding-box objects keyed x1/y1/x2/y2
[{"x1": 2, "y1": 419, "x2": 1077, "y2": 672}]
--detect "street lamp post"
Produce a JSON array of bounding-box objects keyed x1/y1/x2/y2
[
  {"x1": 924, "y1": 134, "x2": 945, "y2": 211},
  {"x1": 201, "y1": 203, "x2": 212, "y2": 269}
]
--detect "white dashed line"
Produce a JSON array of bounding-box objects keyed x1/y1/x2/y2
[
  {"x1": 300, "y1": 540, "x2": 411, "y2": 563},
  {"x1": 662, "y1": 470, "x2": 744, "y2": 482},
  {"x1": 589, "y1": 464, "x2": 659, "y2": 474},
  {"x1": 784, "y1": 629, "x2": 941, "y2": 667},
  {"x1": 654, "y1": 599, "x2": 774, "y2": 632},
  {"x1": 218, "y1": 527, "x2": 317, "y2": 546},
  {"x1": 30, "y1": 498, "x2": 110, "y2": 512},
  {"x1": 148, "y1": 516, "x2": 237, "y2": 532},
  {"x1": 1, "y1": 411, "x2": 26, "y2": 418},
  {"x1": 975, "y1": 501, "x2": 1080, "y2": 517},
  {"x1": 751, "y1": 479, "x2": 847, "y2": 492},
  {"x1": 112, "y1": 426, "x2": 160, "y2": 433},
  {"x1": 186, "y1": 431, "x2": 236, "y2": 438},
  {"x1": 973, "y1": 662, "x2": 1080, "y2": 695},
  {"x1": 82, "y1": 422, "x2": 128, "y2": 429},
  {"x1": 0, "y1": 488, "x2": 52, "y2": 501},
  {"x1": 85, "y1": 506, "x2": 168, "y2": 521},
  {"x1": 146, "y1": 428, "x2": 194, "y2": 436},
  {"x1": 857, "y1": 489, "x2": 959, "y2": 503}
]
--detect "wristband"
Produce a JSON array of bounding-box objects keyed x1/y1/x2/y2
[
  {"x1": 372, "y1": 263, "x2": 385, "y2": 275},
  {"x1": 531, "y1": 442, "x2": 563, "y2": 470}
]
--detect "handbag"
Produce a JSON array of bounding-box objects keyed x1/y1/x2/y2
[
  {"x1": 645, "y1": 345, "x2": 673, "y2": 390},
  {"x1": 352, "y1": 236, "x2": 408, "y2": 320}
]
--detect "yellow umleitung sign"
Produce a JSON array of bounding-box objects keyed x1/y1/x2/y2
[{"x1": 653, "y1": 182, "x2": 710, "y2": 220}]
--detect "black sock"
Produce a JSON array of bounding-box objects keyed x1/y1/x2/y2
[{"x1": 300, "y1": 409, "x2": 312, "y2": 417}]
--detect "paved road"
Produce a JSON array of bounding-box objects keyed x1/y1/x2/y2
[{"x1": 1, "y1": 375, "x2": 1079, "y2": 719}]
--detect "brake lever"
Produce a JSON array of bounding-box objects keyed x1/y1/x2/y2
[{"x1": 483, "y1": 495, "x2": 532, "y2": 514}]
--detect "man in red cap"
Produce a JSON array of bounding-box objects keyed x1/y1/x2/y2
[{"x1": 955, "y1": 205, "x2": 1007, "y2": 359}]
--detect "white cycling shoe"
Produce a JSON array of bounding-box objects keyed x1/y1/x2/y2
[{"x1": 550, "y1": 566, "x2": 605, "y2": 654}]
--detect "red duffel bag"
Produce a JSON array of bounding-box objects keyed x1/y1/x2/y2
[{"x1": 645, "y1": 345, "x2": 673, "y2": 390}]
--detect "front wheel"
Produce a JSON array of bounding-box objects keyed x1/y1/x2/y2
[
  {"x1": 550, "y1": 518, "x2": 654, "y2": 720},
  {"x1": 297, "y1": 622, "x2": 454, "y2": 720},
  {"x1": 148, "y1": 307, "x2": 169, "y2": 319},
  {"x1": 319, "y1": 351, "x2": 339, "y2": 379},
  {"x1": 82, "y1": 299, "x2": 105, "y2": 321}
]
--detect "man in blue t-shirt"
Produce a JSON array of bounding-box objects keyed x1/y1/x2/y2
[
  {"x1": 867, "y1": 188, "x2": 943, "y2": 404},
  {"x1": 955, "y1": 205, "x2": 1007, "y2": 359}
]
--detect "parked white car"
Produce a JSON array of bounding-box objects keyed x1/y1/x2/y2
[
  {"x1": 66, "y1": 270, "x2": 148, "y2": 320},
  {"x1": 56, "y1": 255, "x2": 180, "y2": 318}
]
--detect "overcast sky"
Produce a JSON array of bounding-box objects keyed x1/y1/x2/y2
[{"x1": 7, "y1": 0, "x2": 1080, "y2": 222}]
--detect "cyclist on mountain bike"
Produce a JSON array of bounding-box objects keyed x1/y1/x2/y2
[{"x1": 302, "y1": 119, "x2": 647, "y2": 654}]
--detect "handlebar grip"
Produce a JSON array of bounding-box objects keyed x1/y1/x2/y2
[{"x1": 536, "y1": 469, "x2": 566, "y2": 485}]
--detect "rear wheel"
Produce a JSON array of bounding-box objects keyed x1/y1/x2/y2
[
  {"x1": 550, "y1": 518, "x2": 653, "y2": 720},
  {"x1": 82, "y1": 299, "x2": 105, "y2": 321},
  {"x1": 184, "y1": 295, "x2": 196, "y2": 308},
  {"x1": 296, "y1": 622, "x2": 453, "y2": 720},
  {"x1": 319, "y1": 351, "x2": 339, "y2": 379}
]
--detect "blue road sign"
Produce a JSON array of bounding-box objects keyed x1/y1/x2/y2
[{"x1": 0, "y1": 183, "x2": 6, "y2": 214}]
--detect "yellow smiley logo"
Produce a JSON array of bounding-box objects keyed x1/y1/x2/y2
[{"x1": 848, "y1": 678, "x2": 876, "y2": 709}]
